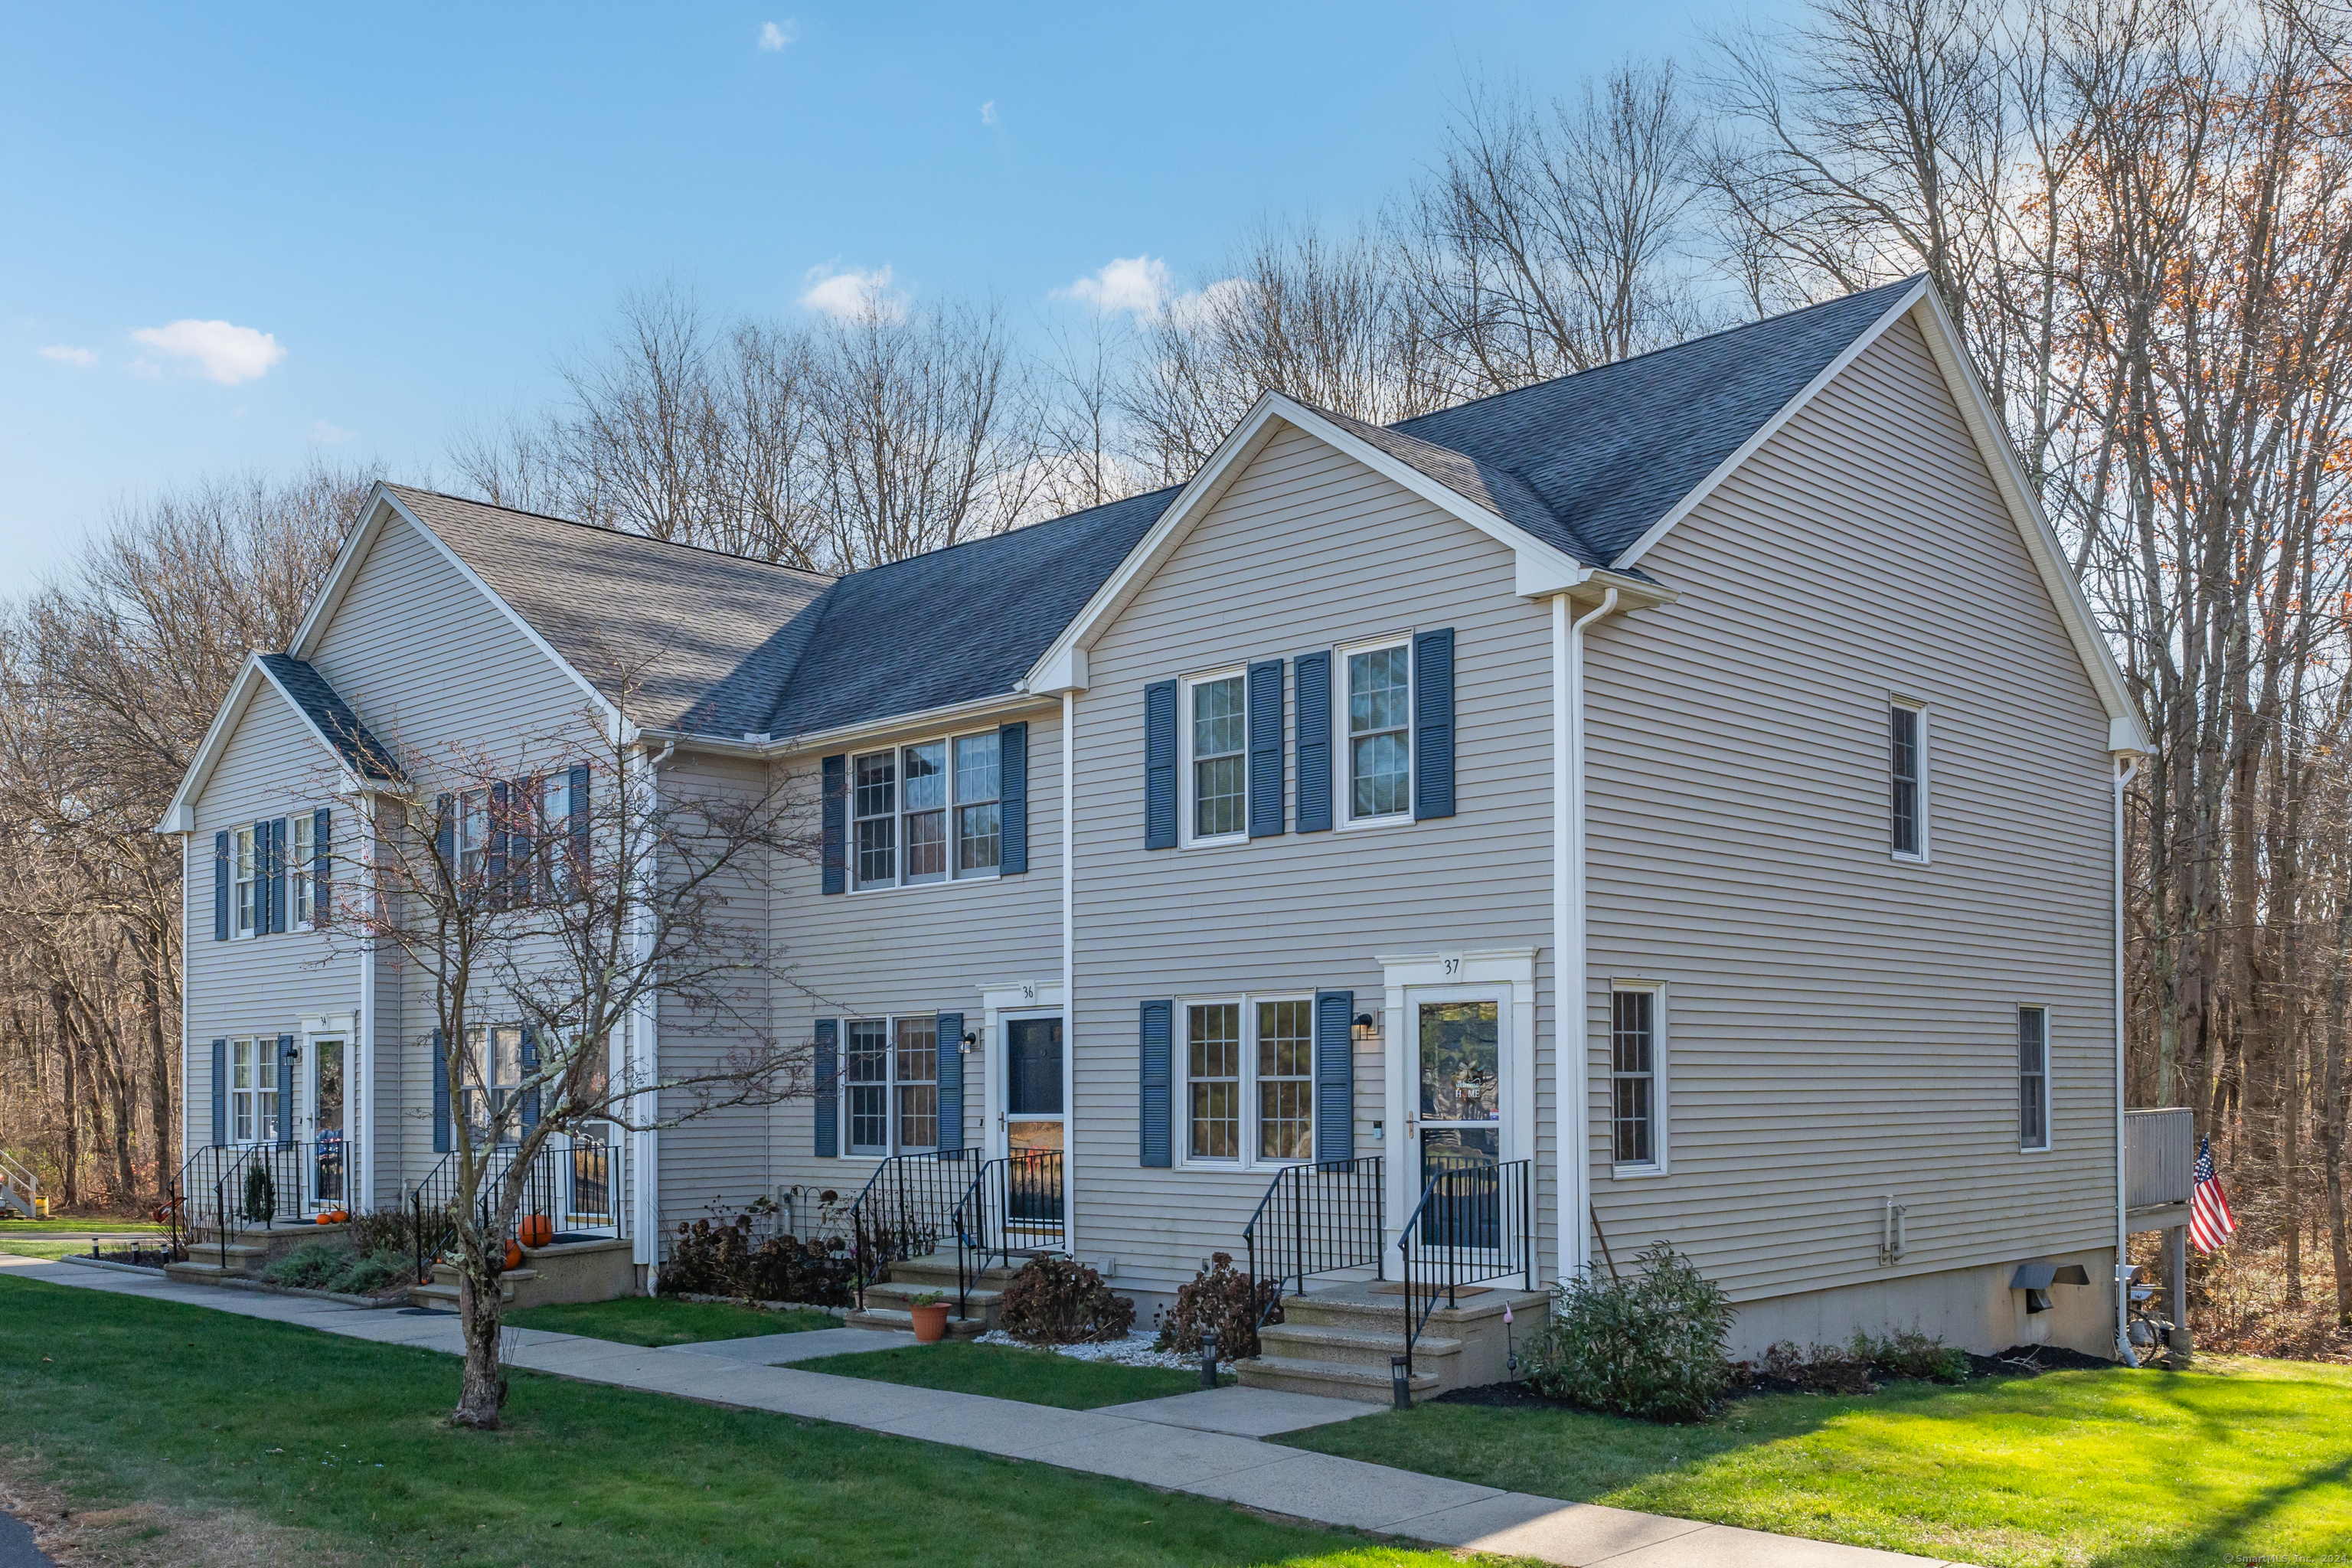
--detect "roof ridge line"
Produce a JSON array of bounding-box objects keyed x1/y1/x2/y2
[{"x1": 386, "y1": 483, "x2": 839, "y2": 584}]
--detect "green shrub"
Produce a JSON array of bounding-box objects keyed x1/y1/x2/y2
[
  {"x1": 263, "y1": 1242, "x2": 349, "y2": 1289},
  {"x1": 1525, "y1": 1241, "x2": 1735, "y2": 1423},
  {"x1": 240, "y1": 1165, "x2": 277, "y2": 1224},
  {"x1": 338, "y1": 1207, "x2": 421, "y2": 1256},
  {"x1": 328, "y1": 1248, "x2": 415, "y2": 1295},
  {"x1": 998, "y1": 1256, "x2": 1135, "y2": 1344},
  {"x1": 1857, "y1": 1327, "x2": 1970, "y2": 1383}
]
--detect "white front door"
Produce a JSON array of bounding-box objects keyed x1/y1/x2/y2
[
  {"x1": 1391, "y1": 988, "x2": 1511, "y2": 1231},
  {"x1": 989, "y1": 1011, "x2": 1067, "y2": 1250},
  {"x1": 309, "y1": 1036, "x2": 347, "y2": 1207}
]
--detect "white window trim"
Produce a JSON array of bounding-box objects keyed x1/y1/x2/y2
[
  {"x1": 229, "y1": 1034, "x2": 277, "y2": 1146},
  {"x1": 1178, "y1": 667, "x2": 1250, "y2": 850},
  {"x1": 848, "y1": 727, "x2": 1008, "y2": 893},
  {"x1": 835, "y1": 1013, "x2": 945, "y2": 1158},
  {"x1": 1175, "y1": 992, "x2": 1316, "y2": 1170},
  {"x1": 2018, "y1": 1003, "x2": 2053, "y2": 1154},
  {"x1": 1890, "y1": 697, "x2": 1930, "y2": 864},
  {"x1": 232, "y1": 825, "x2": 259, "y2": 939},
  {"x1": 290, "y1": 813, "x2": 315, "y2": 932},
  {"x1": 1608, "y1": 978, "x2": 1668, "y2": 1178},
  {"x1": 1339, "y1": 634, "x2": 1415, "y2": 831}
]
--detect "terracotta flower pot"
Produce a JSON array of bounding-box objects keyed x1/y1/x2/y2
[{"x1": 910, "y1": 1302, "x2": 951, "y2": 1344}]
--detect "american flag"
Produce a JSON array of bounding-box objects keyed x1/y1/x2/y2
[{"x1": 2189, "y1": 1136, "x2": 2236, "y2": 1255}]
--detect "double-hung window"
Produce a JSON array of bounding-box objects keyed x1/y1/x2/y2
[
  {"x1": 230, "y1": 1037, "x2": 276, "y2": 1142},
  {"x1": 1890, "y1": 702, "x2": 1927, "y2": 859},
  {"x1": 457, "y1": 789, "x2": 490, "y2": 887},
  {"x1": 232, "y1": 826, "x2": 258, "y2": 938},
  {"x1": 1610, "y1": 986, "x2": 1661, "y2": 1169},
  {"x1": 1184, "y1": 671, "x2": 1247, "y2": 844},
  {"x1": 841, "y1": 1015, "x2": 942, "y2": 1155},
  {"x1": 1182, "y1": 997, "x2": 1315, "y2": 1165},
  {"x1": 2018, "y1": 1006, "x2": 2050, "y2": 1151},
  {"x1": 537, "y1": 770, "x2": 570, "y2": 896},
  {"x1": 291, "y1": 814, "x2": 315, "y2": 929},
  {"x1": 462, "y1": 1023, "x2": 524, "y2": 1144},
  {"x1": 1344, "y1": 641, "x2": 1412, "y2": 824},
  {"x1": 852, "y1": 733, "x2": 1002, "y2": 889}
]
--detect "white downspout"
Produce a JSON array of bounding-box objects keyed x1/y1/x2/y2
[
  {"x1": 2113, "y1": 754, "x2": 2140, "y2": 1363},
  {"x1": 1557, "y1": 587, "x2": 1618, "y2": 1283},
  {"x1": 1061, "y1": 692, "x2": 1078, "y2": 1258},
  {"x1": 355, "y1": 798, "x2": 377, "y2": 1210},
  {"x1": 630, "y1": 742, "x2": 672, "y2": 1272}
]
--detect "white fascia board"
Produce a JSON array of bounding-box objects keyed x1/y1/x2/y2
[
  {"x1": 155, "y1": 654, "x2": 376, "y2": 834},
  {"x1": 1020, "y1": 392, "x2": 1600, "y2": 691},
  {"x1": 1613, "y1": 280, "x2": 1929, "y2": 571},
  {"x1": 1906, "y1": 287, "x2": 2151, "y2": 753},
  {"x1": 645, "y1": 689, "x2": 1061, "y2": 763},
  {"x1": 293, "y1": 485, "x2": 619, "y2": 730}
]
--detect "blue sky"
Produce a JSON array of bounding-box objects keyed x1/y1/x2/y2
[{"x1": 0, "y1": 2, "x2": 1775, "y2": 596}]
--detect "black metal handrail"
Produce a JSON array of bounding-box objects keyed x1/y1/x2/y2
[
  {"x1": 409, "y1": 1135, "x2": 623, "y2": 1287},
  {"x1": 954, "y1": 1150, "x2": 1066, "y2": 1286},
  {"x1": 1243, "y1": 1156, "x2": 1384, "y2": 1325},
  {"x1": 172, "y1": 1139, "x2": 359, "y2": 1269},
  {"x1": 845, "y1": 1148, "x2": 988, "y2": 1317},
  {"x1": 1396, "y1": 1157, "x2": 1534, "y2": 1386}
]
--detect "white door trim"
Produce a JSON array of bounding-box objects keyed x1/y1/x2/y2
[{"x1": 979, "y1": 985, "x2": 1072, "y2": 1257}]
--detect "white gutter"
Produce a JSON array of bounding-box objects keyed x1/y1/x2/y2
[
  {"x1": 1556, "y1": 586, "x2": 1619, "y2": 1282},
  {"x1": 2113, "y1": 754, "x2": 2141, "y2": 1363},
  {"x1": 1061, "y1": 691, "x2": 1078, "y2": 1259}
]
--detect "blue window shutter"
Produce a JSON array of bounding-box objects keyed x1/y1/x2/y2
[
  {"x1": 431, "y1": 1031, "x2": 451, "y2": 1154},
  {"x1": 1247, "y1": 658, "x2": 1285, "y2": 838},
  {"x1": 814, "y1": 1018, "x2": 839, "y2": 1157},
  {"x1": 435, "y1": 795, "x2": 456, "y2": 893},
  {"x1": 1139, "y1": 999, "x2": 1172, "y2": 1168},
  {"x1": 1314, "y1": 991, "x2": 1354, "y2": 1163},
  {"x1": 998, "y1": 722, "x2": 1029, "y2": 875},
  {"x1": 260, "y1": 819, "x2": 283, "y2": 933},
  {"x1": 935, "y1": 1012, "x2": 965, "y2": 1152},
  {"x1": 519, "y1": 1027, "x2": 541, "y2": 1133},
  {"x1": 276, "y1": 1035, "x2": 296, "y2": 1145},
  {"x1": 820, "y1": 756, "x2": 847, "y2": 895},
  {"x1": 1294, "y1": 651, "x2": 1332, "y2": 833},
  {"x1": 488, "y1": 782, "x2": 510, "y2": 906},
  {"x1": 567, "y1": 765, "x2": 590, "y2": 891},
  {"x1": 505, "y1": 779, "x2": 534, "y2": 906},
  {"x1": 1413, "y1": 628, "x2": 1456, "y2": 820},
  {"x1": 212, "y1": 832, "x2": 230, "y2": 942},
  {"x1": 1144, "y1": 681, "x2": 1178, "y2": 850},
  {"x1": 211, "y1": 1039, "x2": 227, "y2": 1145},
  {"x1": 312, "y1": 808, "x2": 332, "y2": 926}
]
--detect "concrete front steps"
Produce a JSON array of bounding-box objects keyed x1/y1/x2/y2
[
  {"x1": 166, "y1": 1220, "x2": 352, "y2": 1285},
  {"x1": 844, "y1": 1252, "x2": 1017, "y2": 1338},
  {"x1": 407, "y1": 1236, "x2": 635, "y2": 1312},
  {"x1": 1237, "y1": 1279, "x2": 1551, "y2": 1403}
]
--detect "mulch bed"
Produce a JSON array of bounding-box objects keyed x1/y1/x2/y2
[{"x1": 1436, "y1": 1343, "x2": 2123, "y2": 1415}]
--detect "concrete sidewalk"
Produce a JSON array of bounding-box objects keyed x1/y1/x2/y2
[{"x1": 4, "y1": 1255, "x2": 1957, "y2": 1567}]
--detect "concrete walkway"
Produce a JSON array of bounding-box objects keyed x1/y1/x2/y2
[{"x1": 4, "y1": 1255, "x2": 1959, "y2": 1567}]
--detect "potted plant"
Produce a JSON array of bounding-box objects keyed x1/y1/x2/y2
[{"x1": 908, "y1": 1291, "x2": 952, "y2": 1344}]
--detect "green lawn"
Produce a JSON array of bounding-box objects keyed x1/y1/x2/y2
[
  {"x1": 503, "y1": 1295, "x2": 838, "y2": 1346},
  {"x1": 0, "y1": 1274, "x2": 1517, "y2": 1568},
  {"x1": 0, "y1": 1217, "x2": 166, "y2": 1233},
  {"x1": 0, "y1": 1239, "x2": 116, "y2": 1259},
  {"x1": 795, "y1": 1341, "x2": 1221, "y2": 1409},
  {"x1": 1285, "y1": 1358, "x2": 2352, "y2": 1567}
]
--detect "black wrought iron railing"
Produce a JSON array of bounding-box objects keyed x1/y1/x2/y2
[
  {"x1": 1396, "y1": 1157, "x2": 1533, "y2": 1385},
  {"x1": 958, "y1": 1149, "x2": 1065, "y2": 1276},
  {"x1": 409, "y1": 1135, "x2": 624, "y2": 1287},
  {"x1": 844, "y1": 1148, "x2": 987, "y2": 1315},
  {"x1": 1243, "y1": 1156, "x2": 1384, "y2": 1326},
  {"x1": 174, "y1": 1139, "x2": 358, "y2": 1269}
]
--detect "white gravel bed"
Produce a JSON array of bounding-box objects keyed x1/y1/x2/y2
[{"x1": 973, "y1": 1329, "x2": 1216, "y2": 1370}]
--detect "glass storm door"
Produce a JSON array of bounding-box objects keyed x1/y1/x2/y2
[
  {"x1": 1003, "y1": 1016, "x2": 1065, "y2": 1240},
  {"x1": 1413, "y1": 1000, "x2": 1502, "y2": 1246},
  {"x1": 312, "y1": 1038, "x2": 346, "y2": 1205}
]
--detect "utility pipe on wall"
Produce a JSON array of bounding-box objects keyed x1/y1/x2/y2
[{"x1": 1556, "y1": 586, "x2": 1618, "y2": 1283}]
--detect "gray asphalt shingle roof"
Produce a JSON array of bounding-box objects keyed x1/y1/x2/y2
[
  {"x1": 386, "y1": 282, "x2": 1916, "y2": 744},
  {"x1": 259, "y1": 653, "x2": 401, "y2": 779}
]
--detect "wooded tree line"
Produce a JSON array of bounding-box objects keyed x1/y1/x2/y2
[{"x1": 4, "y1": 0, "x2": 2346, "y2": 1334}]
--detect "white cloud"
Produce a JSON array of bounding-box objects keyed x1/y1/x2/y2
[
  {"x1": 979, "y1": 100, "x2": 997, "y2": 126},
  {"x1": 1057, "y1": 255, "x2": 1172, "y2": 318},
  {"x1": 759, "y1": 19, "x2": 795, "y2": 50},
  {"x1": 38, "y1": 345, "x2": 97, "y2": 367},
  {"x1": 1167, "y1": 276, "x2": 1250, "y2": 330},
  {"x1": 308, "y1": 420, "x2": 354, "y2": 444},
  {"x1": 129, "y1": 318, "x2": 285, "y2": 384},
  {"x1": 798, "y1": 264, "x2": 906, "y2": 322}
]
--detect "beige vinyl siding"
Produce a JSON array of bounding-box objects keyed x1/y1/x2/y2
[
  {"x1": 1072, "y1": 424, "x2": 1558, "y2": 1298},
  {"x1": 758, "y1": 707, "x2": 1067, "y2": 1221},
  {"x1": 1582, "y1": 314, "x2": 2116, "y2": 1303},
  {"x1": 303, "y1": 513, "x2": 612, "y2": 1199},
  {"x1": 182, "y1": 684, "x2": 358, "y2": 1168}
]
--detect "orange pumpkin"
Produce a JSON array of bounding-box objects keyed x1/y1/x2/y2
[
  {"x1": 518, "y1": 1214, "x2": 554, "y2": 1249},
  {"x1": 502, "y1": 1240, "x2": 524, "y2": 1271},
  {"x1": 315, "y1": 1209, "x2": 348, "y2": 1225}
]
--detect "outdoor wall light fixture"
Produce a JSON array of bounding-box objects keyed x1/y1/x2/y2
[
  {"x1": 1351, "y1": 1012, "x2": 1380, "y2": 1042},
  {"x1": 960, "y1": 1031, "x2": 977, "y2": 1054}
]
